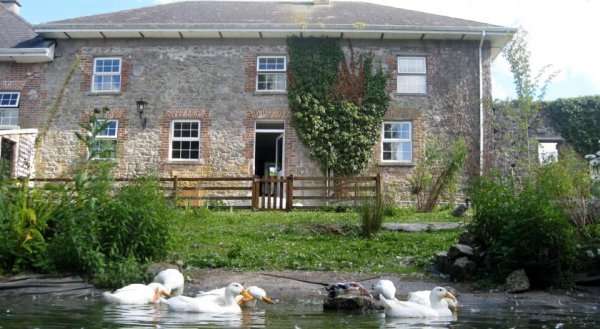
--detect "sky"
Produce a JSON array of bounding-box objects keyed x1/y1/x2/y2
[{"x1": 18, "y1": 0, "x2": 600, "y2": 100}]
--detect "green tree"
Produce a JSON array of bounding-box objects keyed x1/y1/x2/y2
[{"x1": 502, "y1": 29, "x2": 558, "y2": 172}]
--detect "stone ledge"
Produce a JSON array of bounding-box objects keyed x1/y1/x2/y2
[{"x1": 382, "y1": 222, "x2": 463, "y2": 232}]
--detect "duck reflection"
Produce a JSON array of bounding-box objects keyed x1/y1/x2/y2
[
  {"x1": 103, "y1": 303, "x2": 265, "y2": 328},
  {"x1": 380, "y1": 314, "x2": 455, "y2": 329}
]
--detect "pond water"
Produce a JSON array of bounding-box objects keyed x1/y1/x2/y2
[{"x1": 0, "y1": 296, "x2": 598, "y2": 329}]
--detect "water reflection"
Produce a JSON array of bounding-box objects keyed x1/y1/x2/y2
[
  {"x1": 381, "y1": 315, "x2": 455, "y2": 329},
  {"x1": 103, "y1": 303, "x2": 266, "y2": 329},
  {"x1": 0, "y1": 296, "x2": 598, "y2": 329}
]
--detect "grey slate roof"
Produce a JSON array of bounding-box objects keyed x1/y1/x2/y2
[
  {"x1": 35, "y1": 1, "x2": 509, "y2": 33},
  {"x1": 0, "y1": 4, "x2": 39, "y2": 48}
]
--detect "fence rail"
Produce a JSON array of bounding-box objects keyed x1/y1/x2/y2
[{"x1": 25, "y1": 174, "x2": 381, "y2": 211}]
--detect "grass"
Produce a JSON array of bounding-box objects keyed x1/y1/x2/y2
[{"x1": 168, "y1": 209, "x2": 461, "y2": 275}]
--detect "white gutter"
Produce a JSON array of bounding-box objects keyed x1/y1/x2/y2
[
  {"x1": 0, "y1": 44, "x2": 55, "y2": 63},
  {"x1": 478, "y1": 30, "x2": 486, "y2": 176}
]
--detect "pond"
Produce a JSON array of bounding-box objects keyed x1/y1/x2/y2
[{"x1": 0, "y1": 296, "x2": 598, "y2": 329}]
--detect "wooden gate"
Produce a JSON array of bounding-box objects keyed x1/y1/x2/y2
[{"x1": 252, "y1": 176, "x2": 290, "y2": 210}]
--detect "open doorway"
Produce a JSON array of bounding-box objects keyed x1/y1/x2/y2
[
  {"x1": 254, "y1": 121, "x2": 284, "y2": 178},
  {"x1": 0, "y1": 138, "x2": 16, "y2": 178}
]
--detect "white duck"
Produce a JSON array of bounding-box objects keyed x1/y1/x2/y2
[
  {"x1": 237, "y1": 286, "x2": 274, "y2": 308},
  {"x1": 373, "y1": 280, "x2": 458, "y2": 312},
  {"x1": 379, "y1": 286, "x2": 458, "y2": 318},
  {"x1": 196, "y1": 285, "x2": 273, "y2": 307},
  {"x1": 153, "y1": 268, "x2": 185, "y2": 296},
  {"x1": 103, "y1": 282, "x2": 170, "y2": 304},
  {"x1": 165, "y1": 282, "x2": 251, "y2": 313}
]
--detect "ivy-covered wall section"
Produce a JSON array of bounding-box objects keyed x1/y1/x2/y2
[
  {"x1": 286, "y1": 37, "x2": 390, "y2": 176},
  {"x1": 545, "y1": 96, "x2": 600, "y2": 156}
]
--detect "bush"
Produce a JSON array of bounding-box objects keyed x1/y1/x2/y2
[
  {"x1": 360, "y1": 199, "x2": 384, "y2": 238},
  {"x1": 0, "y1": 180, "x2": 57, "y2": 272},
  {"x1": 46, "y1": 164, "x2": 172, "y2": 287},
  {"x1": 408, "y1": 137, "x2": 467, "y2": 212},
  {"x1": 468, "y1": 164, "x2": 581, "y2": 287}
]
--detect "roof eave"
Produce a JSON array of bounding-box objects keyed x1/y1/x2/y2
[{"x1": 0, "y1": 43, "x2": 55, "y2": 63}]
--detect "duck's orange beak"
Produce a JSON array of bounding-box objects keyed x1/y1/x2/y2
[{"x1": 241, "y1": 290, "x2": 254, "y2": 303}]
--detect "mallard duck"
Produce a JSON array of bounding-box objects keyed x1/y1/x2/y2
[
  {"x1": 153, "y1": 268, "x2": 185, "y2": 296},
  {"x1": 379, "y1": 287, "x2": 458, "y2": 318},
  {"x1": 166, "y1": 282, "x2": 252, "y2": 313},
  {"x1": 103, "y1": 282, "x2": 170, "y2": 304}
]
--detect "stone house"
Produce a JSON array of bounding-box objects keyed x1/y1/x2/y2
[{"x1": 0, "y1": 0, "x2": 515, "y2": 199}]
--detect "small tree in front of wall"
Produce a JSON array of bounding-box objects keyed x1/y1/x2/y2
[
  {"x1": 75, "y1": 107, "x2": 112, "y2": 162},
  {"x1": 408, "y1": 137, "x2": 468, "y2": 212},
  {"x1": 502, "y1": 29, "x2": 558, "y2": 173}
]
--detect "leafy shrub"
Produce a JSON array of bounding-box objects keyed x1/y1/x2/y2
[
  {"x1": 468, "y1": 169, "x2": 578, "y2": 287},
  {"x1": 360, "y1": 199, "x2": 384, "y2": 238},
  {"x1": 409, "y1": 137, "x2": 467, "y2": 212},
  {"x1": 0, "y1": 180, "x2": 57, "y2": 272},
  {"x1": 100, "y1": 178, "x2": 170, "y2": 262},
  {"x1": 47, "y1": 164, "x2": 172, "y2": 287}
]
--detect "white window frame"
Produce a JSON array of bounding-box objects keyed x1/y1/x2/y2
[
  {"x1": 0, "y1": 92, "x2": 20, "y2": 108},
  {"x1": 381, "y1": 121, "x2": 413, "y2": 163},
  {"x1": 0, "y1": 92, "x2": 20, "y2": 128},
  {"x1": 256, "y1": 55, "x2": 287, "y2": 92},
  {"x1": 92, "y1": 57, "x2": 122, "y2": 93},
  {"x1": 92, "y1": 119, "x2": 118, "y2": 160},
  {"x1": 169, "y1": 120, "x2": 201, "y2": 162},
  {"x1": 396, "y1": 56, "x2": 427, "y2": 95}
]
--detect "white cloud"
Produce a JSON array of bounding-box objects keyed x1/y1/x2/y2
[{"x1": 153, "y1": 0, "x2": 600, "y2": 98}]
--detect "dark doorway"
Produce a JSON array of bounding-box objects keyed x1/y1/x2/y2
[
  {"x1": 254, "y1": 121, "x2": 285, "y2": 178},
  {"x1": 254, "y1": 132, "x2": 283, "y2": 177},
  {"x1": 0, "y1": 138, "x2": 16, "y2": 178}
]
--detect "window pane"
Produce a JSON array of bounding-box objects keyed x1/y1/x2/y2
[
  {"x1": 397, "y1": 75, "x2": 426, "y2": 94},
  {"x1": 398, "y1": 57, "x2": 426, "y2": 74},
  {"x1": 92, "y1": 139, "x2": 117, "y2": 159},
  {"x1": 384, "y1": 142, "x2": 412, "y2": 161},
  {"x1": 257, "y1": 72, "x2": 286, "y2": 91},
  {"x1": 258, "y1": 57, "x2": 285, "y2": 71},
  {"x1": 384, "y1": 123, "x2": 410, "y2": 140},
  {"x1": 0, "y1": 108, "x2": 18, "y2": 127},
  {"x1": 97, "y1": 120, "x2": 118, "y2": 137},
  {"x1": 0, "y1": 92, "x2": 20, "y2": 107}
]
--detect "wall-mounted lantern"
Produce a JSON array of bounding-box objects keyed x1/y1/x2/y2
[{"x1": 136, "y1": 99, "x2": 148, "y2": 129}]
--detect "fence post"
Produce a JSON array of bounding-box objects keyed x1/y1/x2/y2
[
  {"x1": 375, "y1": 173, "x2": 382, "y2": 204},
  {"x1": 286, "y1": 175, "x2": 294, "y2": 211},
  {"x1": 251, "y1": 176, "x2": 259, "y2": 210},
  {"x1": 172, "y1": 176, "x2": 178, "y2": 203}
]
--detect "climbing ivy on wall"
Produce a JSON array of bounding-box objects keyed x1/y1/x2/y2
[
  {"x1": 286, "y1": 37, "x2": 390, "y2": 176},
  {"x1": 545, "y1": 96, "x2": 600, "y2": 156}
]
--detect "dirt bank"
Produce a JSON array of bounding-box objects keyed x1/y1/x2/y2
[
  {"x1": 185, "y1": 269, "x2": 600, "y2": 311},
  {"x1": 1, "y1": 270, "x2": 598, "y2": 313}
]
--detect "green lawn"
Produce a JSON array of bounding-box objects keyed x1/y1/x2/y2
[{"x1": 168, "y1": 209, "x2": 461, "y2": 274}]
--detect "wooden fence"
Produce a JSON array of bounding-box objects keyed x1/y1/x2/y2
[{"x1": 27, "y1": 174, "x2": 381, "y2": 211}]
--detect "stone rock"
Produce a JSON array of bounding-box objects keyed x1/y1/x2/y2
[
  {"x1": 382, "y1": 222, "x2": 462, "y2": 233},
  {"x1": 323, "y1": 296, "x2": 380, "y2": 313},
  {"x1": 505, "y1": 269, "x2": 530, "y2": 293},
  {"x1": 448, "y1": 244, "x2": 474, "y2": 259},
  {"x1": 451, "y1": 204, "x2": 468, "y2": 217},
  {"x1": 458, "y1": 231, "x2": 476, "y2": 246},
  {"x1": 434, "y1": 251, "x2": 451, "y2": 273},
  {"x1": 449, "y1": 257, "x2": 476, "y2": 281}
]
